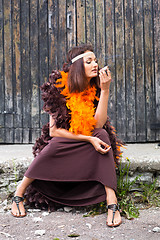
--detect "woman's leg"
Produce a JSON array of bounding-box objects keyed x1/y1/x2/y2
[
  {"x1": 11, "y1": 176, "x2": 34, "y2": 216},
  {"x1": 105, "y1": 186, "x2": 122, "y2": 226}
]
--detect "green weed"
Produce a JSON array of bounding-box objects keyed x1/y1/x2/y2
[
  {"x1": 116, "y1": 158, "x2": 141, "y2": 219},
  {"x1": 83, "y1": 158, "x2": 160, "y2": 220},
  {"x1": 83, "y1": 202, "x2": 106, "y2": 217},
  {"x1": 134, "y1": 178, "x2": 160, "y2": 207},
  {"x1": 68, "y1": 233, "x2": 80, "y2": 237}
]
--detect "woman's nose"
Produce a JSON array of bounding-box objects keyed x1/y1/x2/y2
[{"x1": 93, "y1": 61, "x2": 98, "y2": 66}]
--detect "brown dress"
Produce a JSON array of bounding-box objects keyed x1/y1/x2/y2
[{"x1": 24, "y1": 128, "x2": 117, "y2": 207}]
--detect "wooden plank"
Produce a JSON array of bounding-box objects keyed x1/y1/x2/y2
[
  {"x1": 0, "y1": 0, "x2": 5, "y2": 142},
  {"x1": 92, "y1": 0, "x2": 97, "y2": 53},
  {"x1": 77, "y1": 0, "x2": 86, "y2": 44},
  {"x1": 39, "y1": 0, "x2": 49, "y2": 128},
  {"x1": 22, "y1": 128, "x2": 30, "y2": 143},
  {"x1": 66, "y1": 0, "x2": 76, "y2": 50},
  {"x1": 30, "y1": 0, "x2": 40, "y2": 142},
  {"x1": 49, "y1": 0, "x2": 66, "y2": 71},
  {"x1": 32, "y1": 129, "x2": 41, "y2": 143},
  {"x1": 154, "y1": 0, "x2": 160, "y2": 141},
  {"x1": 3, "y1": 0, "x2": 14, "y2": 143},
  {"x1": 21, "y1": 0, "x2": 31, "y2": 143},
  {"x1": 48, "y1": 0, "x2": 58, "y2": 71},
  {"x1": 58, "y1": 0, "x2": 67, "y2": 69},
  {"x1": 114, "y1": 0, "x2": 126, "y2": 141},
  {"x1": 0, "y1": 128, "x2": 5, "y2": 143},
  {"x1": 103, "y1": 0, "x2": 107, "y2": 65},
  {"x1": 141, "y1": 0, "x2": 147, "y2": 142},
  {"x1": 12, "y1": 0, "x2": 22, "y2": 143},
  {"x1": 109, "y1": 0, "x2": 118, "y2": 131},
  {"x1": 104, "y1": 0, "x2": 116, "y2": 130},
  {"x1": 124, "y1": 0, "x2": 136, "y2": 142},
  {"x1": 144, "y1": 0, "x2": 156, "y2": 141},
  {"x1": 134, "y1": 0, "x2": 146, "y2": 142},
  {"x1": 86, "y1": 0, "x2": 94, "y2": 46},
  {"x1": 105, "y1": 0, "x2": 114, "y2": 67},
  {"x1": 12, "y1": 128, "x2": 40, "y2": 144},
  {"x1": 74, "y1": 0, "x2": 77, "y2": 45},
  {"x1": 14, "y1": 128, "x2": 23, "y2": 144},
  {"x1": 95, "y1": 0, "x2": 105, "y2": 67},
  {"x1": 49, "y1": 0, "x2": 66, "y2": 70}
]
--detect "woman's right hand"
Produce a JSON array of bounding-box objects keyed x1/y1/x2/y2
[{"x1": 89, "y1": 136, "x2": 111, "y2": 154}]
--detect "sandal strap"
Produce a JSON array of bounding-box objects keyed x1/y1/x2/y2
[
  {"x1": 107, "y1": 204, "x2": 120, "y2": 223},
  {"x1": 12, "y1": 196, "x2": 24, "y2": 216}
]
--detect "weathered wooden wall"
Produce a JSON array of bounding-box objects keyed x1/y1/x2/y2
[{"x1": 0, "y1": 0, "x2": 159, "y2": 143}]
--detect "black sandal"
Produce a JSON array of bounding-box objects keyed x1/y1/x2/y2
[
  {"x1": 106, "y1": 204, "x2": 122, "y2": 227},
  {"x1": 11, "y1": 196, "x2": 27, "y2": 218}
]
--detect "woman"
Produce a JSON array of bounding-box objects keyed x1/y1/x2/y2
[{"x1": 11, "y1": 44, "x2": 122, "y2": 227}]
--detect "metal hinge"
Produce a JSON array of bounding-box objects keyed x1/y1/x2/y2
[{"x1": 67, "y1": 12, "x2": 72, "y2": 29}]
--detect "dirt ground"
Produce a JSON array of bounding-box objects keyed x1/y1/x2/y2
[{"x1": 0, "y1": 205, "x2": 160, "y2": 240}]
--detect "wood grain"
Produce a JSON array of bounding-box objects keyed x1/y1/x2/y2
[
  {"x1": 154, "y1": 0, "x2": 160, "y2": 141},
  {"x1": 39, "y1": 0, "x2": 49, "y2": 130},
  {"x1": 125, "y1": 0, "x2": 136, "y2": 142},
  {"x1": 0, "y1": 0, "x2": 159, "y2": 143},
  {"x1": 30, "y1": 0, "x2": 40, "y2": 143},
  {"x1": 12, "y1": 0, "x2": 22, "y2": 143},
  {"x1": 4, "y1": 0, "x2": 13, "y2": 142},
  {"x1": 0, "y1": 0, "x2": 5, "y2": 142}
]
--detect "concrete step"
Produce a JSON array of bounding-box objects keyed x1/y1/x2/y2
[{"x1": 0, "y1": 143, "x2": 160, "y2": 200}]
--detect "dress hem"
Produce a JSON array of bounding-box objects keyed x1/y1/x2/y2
[{"x1": 24, "y1": 174, "x2": 117, "y2": 192}]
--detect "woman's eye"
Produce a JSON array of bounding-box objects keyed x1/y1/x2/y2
[{"x1": 86, "y1": 59, "x2": 98, "y2": 64}]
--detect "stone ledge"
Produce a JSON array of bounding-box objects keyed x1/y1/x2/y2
[
  {"x1": 121, "y1": 143, "x2": 160, "y2": 171},
  {"x1": 120, "y1": 143, "x2": 160, "y2": 189},
  {"x1": 0, "y1": 143, "x2": 160, "y2": 200}
]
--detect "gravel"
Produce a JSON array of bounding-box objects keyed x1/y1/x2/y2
[{"x1": 0, "y1": 205, "x2": 159, "y2": 240}]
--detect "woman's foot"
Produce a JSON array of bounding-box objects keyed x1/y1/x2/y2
[
  {"x1": 105, "y1": 186, "x2": 122, "y2": 227},
  {"x1": 11, "y1": 184, "x2": 27, "y2": 217},
  {"x1": 11, "y1": 195, "x2": 26, "y2": 217},
  {"x1": 11, "y1": 177, "x2": 34, "y2": 217},
  {"x1": 106, "y1": 204, "x2": 122, "y2": 227}
]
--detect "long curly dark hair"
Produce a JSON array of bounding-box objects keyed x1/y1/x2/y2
[{"x1": 32, "y1": 44, "x2": 123, "y2": 165}]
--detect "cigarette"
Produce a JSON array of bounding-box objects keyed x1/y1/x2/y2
[
  {"x1": 101, "y1": 66, "x2": 108, "y2": 71},
  {"x1": 99, "y1": 66, "x2": 109, "y2": 73}
]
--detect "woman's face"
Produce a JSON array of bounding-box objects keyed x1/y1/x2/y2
[{"x1": 83, "y1": 51, "x2": 98, "y2": 81}]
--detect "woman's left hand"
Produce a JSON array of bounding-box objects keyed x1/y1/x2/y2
[{"x1": 99, "y1": 66, "x2": 112, "y2": 91}]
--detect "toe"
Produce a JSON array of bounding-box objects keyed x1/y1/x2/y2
[
  {"x1": 106, "y1": 221, "x2": 113, "y2": 227},
  {"x1": 16, "y1": 212, "x2": 20, "y2": 217},
  {"x1": 106, "y1": 220, "x2": 113, "y2": 226},
  {"x1": 107, "y1": 208, "x2": 122, "y2": 227},
  {"x1": 113, "y1": 211, "x2": 122, "y2": 226},
  {"x1": 11, "y1": 201, "x2": 26, "y2": 217}
]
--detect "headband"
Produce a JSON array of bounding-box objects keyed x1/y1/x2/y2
[{"x1": 71, "y1": 51, "x2": 94, "y2": 63}]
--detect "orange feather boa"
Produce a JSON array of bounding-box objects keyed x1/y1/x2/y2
[{"x1": 56, "y1": 71, "x2": 99, "y2": 135}]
